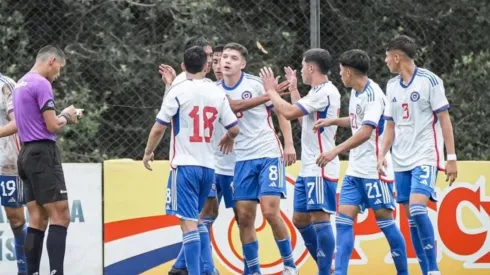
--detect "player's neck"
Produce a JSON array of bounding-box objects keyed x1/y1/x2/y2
[
  {"x1": 310, "y1": 75, "x2": 329, "y2": 87},
  {"x1": 185, "y1": 71, "x2": 204, "y2": 80},
  {"x1": 224, "y1": 72, "x2": 243, "y2": 87},
  {"x1": 352, "y1": 76, "x2": 369, "y2": 93},
  {"x1": 399, "y1": 62, "x2": 417, "y2": 85},
  {"x1": 30, "y1": 65, "x2": 49, "y2": 79}
]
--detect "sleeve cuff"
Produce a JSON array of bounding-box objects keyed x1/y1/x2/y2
[
  {"x1": 362, "y1": 120, "x2": 377, "y2": 128},
  {"x1": 433, "y1": 104, "x2": 450, "y2": 114},
  {"x1": 156, "y1": 118, "x2": 170, "y2": 126},
  {"x1": 383, "y1": 115, "x2": 394, "y2": 121},
  {"x1": 7, "y1": 109, "x2": 13, "y2": 115},
  {"x1": 295, "y1": 102, "x2": 309, "y2": 115},
  {"x1": 225, "y1": 120, "x2": 238, "y2": 129}
]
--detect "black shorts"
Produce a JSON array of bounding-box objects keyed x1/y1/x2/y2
[{"x1": 18, "y1": 140, "x2": 68, "y2": 204}]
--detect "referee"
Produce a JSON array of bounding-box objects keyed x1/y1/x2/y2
[{"x1": 13, "y1": 45, "x2": 78, "y2": 275}]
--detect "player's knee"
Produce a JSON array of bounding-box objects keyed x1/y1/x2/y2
[
  {"x1": 29, "y1": 211, "x2": 49, "y2": 230},
  {"x1": 262, "y1": 205, "x2": 281, "y2": 223},
  {"x1": 292, "y1": 212, "x2": 311, "y2": 228},
  {"x1": 5, "y1": 207, "x2": 26, "y2": 228},
  {"x1": 48, "y1": 202, "x2": 71, "y2": 227},
  {"x1": 310, "y1": 210, "x2": 331, "y2": 223},
  {"x1": 373, "y1": 208, "x2": 394, "y2": 220},
  {"x1": 236, "y1": 209, "x2": 255, "y2": 228}
]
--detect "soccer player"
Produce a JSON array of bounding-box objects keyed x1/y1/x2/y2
[
  {"x1": 143, "y1": 46, "x2": 239, "y2": 275},
  {"x1": 314, "y1": 49, "x2": 409, "y2": 275},
  {"x1": 258, "y1": 48, "x2": 341, "y2": 275},
  {"x1": 220, "y1": 42, "x2": 297, "y2": 275},
  {"x1": 13, "y1": 45, "x2": 79, "y2": 275},
  {"x1": 378, "y1": 35, "x2": 457, "y2": 275},
  {"x1": 0, "y1": 73, "x2": 27, "y2": 275}
]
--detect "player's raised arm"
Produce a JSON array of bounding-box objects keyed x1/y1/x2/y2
[
  {"x1": 226, "y1": 80, "x2": 289, "y2": 113},
  {"x1": 217, "y1": 95, "x2": 240, "y2": 154},
  {"x1": 430, "y1": 77, "x2": 457, "y2": 185},
  {"x1": 143, "y1": 90, "x2": 179, "y2": 170}
]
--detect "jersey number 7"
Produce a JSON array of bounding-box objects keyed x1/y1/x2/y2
[{"x1": 189, "y1": 106, "x2": 218, "y2": 143}]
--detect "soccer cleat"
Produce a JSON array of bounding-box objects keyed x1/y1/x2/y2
[
  {"x1": 282, "y1": 266, "x2": 298, "y2": 275},
  {"x1": 168, "y1": 267, "x2": 188, "y2": 275}
]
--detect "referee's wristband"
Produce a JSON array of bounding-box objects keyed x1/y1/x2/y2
[
  {"x1": 59, "y1": 113, "x2": 72, "y2": 125},
  {"x1": 447, "y1": 154, "x2": 457, "y2": 161}
]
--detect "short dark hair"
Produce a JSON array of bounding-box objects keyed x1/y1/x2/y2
[
  {"x1": 223, "y1": 43, "x2": 248, "y2": 59},
  {"x1": 303, "y1": 48, "x2": 331, "y2": 74},
  {"x1": 339, "y1": 49, "x2": 370, "y2": 75},
  {"x1": 184, "y1": 46, "x2": 207, "y2": 74},
  {"x1": 213, "y1": 44, "x2": 225, "y2": 54},
  {"x1": 386, "y1": 35, "x2": 417, "y2": 59},
  {"x1": 184, "y1": 36, "x2": 212, "y2": 51},
  {"x1": 36, "y1": 45, "x2": 65, "y2": 61}
]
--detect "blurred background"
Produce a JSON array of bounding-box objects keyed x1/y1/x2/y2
[{"x1": 1, "y1": 0, "x2": 489, "y2": 162}]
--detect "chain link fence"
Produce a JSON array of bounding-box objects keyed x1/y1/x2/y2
[{"x1": 1, "y1": 0, "x2": 489, "y2": 162}]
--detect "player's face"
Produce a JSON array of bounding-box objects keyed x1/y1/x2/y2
[
  {"x1": 385, "y1": 50, "x2": 400, "y2": 74},
  {"x1": 48, "y1": 58, "x2": 65, "y2": 82},
  {"x1": 301, "y1": 59, "x2": 312, "y2": 85},
  {"x1": 221, "y1": 49, "x2": 246, "y2": 77},
  {"x1": 339, "y1": 64, "x2": 351, "y2": 87},
  {"x1": 212, "y1": 51, "x2": 223, "y2": 80},
  {"x1": 203, "y1": 45, "x2": 213, "y2": 74}
]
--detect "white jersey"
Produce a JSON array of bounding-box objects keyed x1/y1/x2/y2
[
  {"x1": 295, "y1": 81, "x2": 340, "y2": 180},
  {"x1": 164, "y1": 72, "x2": 213, "y2": 98},
  {"x1": 346, "y1": 80, "x2": 394, "y2": 181},
  {"x1": 212, "y1": 81, "x2": 236, "y2": 176},
  {"x1": 384, "y1": 67, "x2": 448, "y2": 171},
  {"x1": 0, "y1": 74, "x2": 20, "y2": 176},
  {"x1": 218, "y1": 73, "x2": 282, "y2": 162},
  {"x1": 157, "y1": 79, "x2": 238, "y2": 169}
]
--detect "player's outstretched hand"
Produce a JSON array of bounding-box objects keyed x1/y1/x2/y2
[
  {"x1": 143, "y1": 152, "x2": 154, "y2": 171},
  {"x1": 284, "y1": 66, "x2": 298, "y2": 92},
  {"x1": 259, "y1": 67, "x2": 279, "y2": 93},
  {"x1": 316, "y1": 150, "x2": 337, "y2": 168},
  {"x1": 159, "y1": 64, "x2": 176, "y2": 86},
  {"x1": 377, "y1": 153, "x2": 388, "y2": 176},
  {"x1": 313, "y1": 119, "x2": 333, "y2": 132},
  {"x1": 283, "y1": 144, "x2": 296, "y2": 166},
  {"x1": 218, "y1": 133, "x2": 234, "y2": 154},
  {"x1": 446, "y1": 160, "x2": 458, "y2": 186},
  {"x1": 276, "y1": 80, "x2": 290, "y2": 97}
]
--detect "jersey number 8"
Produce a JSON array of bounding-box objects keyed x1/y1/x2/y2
[{"x1": 189, "y1": 106, "x2": 218, "y2": 143}]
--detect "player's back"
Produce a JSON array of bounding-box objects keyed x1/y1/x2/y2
[
  {"x1": 385, "y1": 67, "x2": 446, "y2": 171},
  {"x1": 347, "y1": 80, "x2": 394, "y2": 181},
  {"x1": 0, "y1": 74, "x2": 20, "y2": 175},
  {"x1": 218, "y1": 73, "x2": 282, "y2": 161},
  {"x1": 164, "y1": 79, "x2": 234, "y2": 169}
]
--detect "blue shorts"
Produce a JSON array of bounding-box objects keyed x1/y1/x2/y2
[
  {"x1": 0, "y1": 175, "x2": 24, "y2": 208},
  {"x1": 294, "y1": 176, "x2": 337, "y2": 214},
  {"x1": 339, "y1": 175, "x2": 395, "y2": 213},
  {"x1": 233, "y1": 157, "x2": 286, "y2": 201},
  {"x1": 395, "y1": 165, "x2": 438, "y2": 204},
  {"x1": 165, "y1": 166, "x2": 215, "y2": 221},
  {"x1": 208, "y1": 174, "x2": 235, "y2": 208}
]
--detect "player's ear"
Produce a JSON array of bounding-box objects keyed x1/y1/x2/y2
[
  {"x1": 240, "y1": 60, "x2": 247, "y2": 70},
  {"x1": 181, "y1": 62, "x2": 185, "y2": 72}
]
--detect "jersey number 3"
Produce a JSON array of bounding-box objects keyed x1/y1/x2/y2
[{"x1": 189, "y1": 106, "x2": 218, "y2": 143}]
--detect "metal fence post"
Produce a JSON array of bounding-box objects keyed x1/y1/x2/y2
[{"x1": 310, "y1": 0, "x2": 320, "y2": 48}]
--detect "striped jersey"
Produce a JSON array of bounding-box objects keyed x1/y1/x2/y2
[
  {"x1": 218, "y1": 72, "x2": 282, "y2": 162},
  {"x1": 346, "y1": 80, "x2": 394, "y2": 181},
  {"x1": 384, "y1": 67, "x2": 448, "y2": 171},
  {"x1": 295, "y1": 81, "x2": 341, "y2": 180},
  {"x1": 0, "y1": 74, "x2": 20, "y2": 175}
]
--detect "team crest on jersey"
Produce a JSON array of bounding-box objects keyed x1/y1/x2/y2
[
  {"x1": 356, "y1": 104, "x2": 362, "y2": 115},
  {"x1": 410, "y1": 91, "x2": 420, "y2": 102},
  {"x1": 241, "y1": 91, "x2": 252, "y2": 99}
]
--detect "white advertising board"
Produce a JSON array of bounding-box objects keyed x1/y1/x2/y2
[{"x1": 0, "y1": 163, "x2": 102, "y2": 275}]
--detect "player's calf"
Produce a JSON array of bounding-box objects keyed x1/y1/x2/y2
[
  {"x1": 5, "y1": 206, "x2": 27, "y2": 275},
  {"x1": 293, "y1": 212, "x2": 318, "y2": 263},
  {"x1": 373, "y1": 208, "x2": 408, "y2": 275},
  {"x1": 44, "y1": 200, "x2": 71, "y2": 275},
  {"x1": 333, "y1": 205, "x2": 357, "y2": 275},
  {"x1": 235, "y1": 200, "x2": 261, "y2": 274},
  {"x1": 310, "y1": 211, "x2": 334, "y2": 275},
  {"x1": 24, "y1": 201, "x2": 49, "y2": 275},
  {"x1": 260, "y1": 196, "x2": 296, "y2": 270}
]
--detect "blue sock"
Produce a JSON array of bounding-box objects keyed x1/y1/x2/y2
[
  {"x1": 13, "y1": 224, "x2": 27, "y2": 274},
  {"x1": 296, "y1": 224, "x2": 318, "y2": 262},
  {"x1": 201, "y1": 217, "x2": 215, "y2": 233},
  {"x1": 198, "y1": 224, "x2": 215, "y2": 274},
  {"x1": 408, "y1": 218, "x2": 429, "y2": 275},
  {"x1": 313, "y1": 221, "x2": 335, "y2": 275},
  {"x1": 376, "y1": 218, "x2": 408, "y2": 275},
  {"x1": 183, "y1": 230, "x2": 201, "y2": 275},
  {"x1": 276, "y1": 238, "x2": 296, "y2": 268},
  {"x1": 173, "y1": 246, "x2": 186, "y2": 269},
  {"x1": 334, "y1": 214, "x2": 354, "y2": 275},
  {"x1": 410, "y1": 204, "x2": 438, "y2": 272},
  {"x1": 243, "y1": 241, "x2": 260, "y2": 273}
]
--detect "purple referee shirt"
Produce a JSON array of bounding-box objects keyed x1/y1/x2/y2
[{"x1": 13, "y1": 72, "x2": 57, "y2": 142}]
